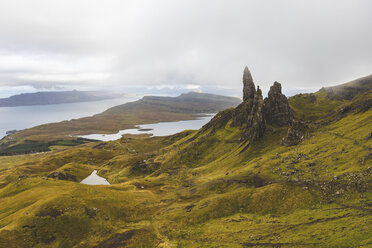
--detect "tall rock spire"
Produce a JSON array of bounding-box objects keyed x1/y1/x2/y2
[{"x1": 243, "y1": 66, "x2": 256, "y2": 101}]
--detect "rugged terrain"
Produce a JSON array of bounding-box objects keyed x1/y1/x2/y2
[{"x1": 0, "y1": 69, "x2": 371, "y2": 247}]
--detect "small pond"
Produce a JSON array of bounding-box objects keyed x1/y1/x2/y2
[{"x1": 80, "y1": 170, "x2": 110, "y2": 185}]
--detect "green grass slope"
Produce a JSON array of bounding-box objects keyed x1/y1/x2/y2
[{"x1": 0, "y1": 88, "x2": 371, "y2": 247}]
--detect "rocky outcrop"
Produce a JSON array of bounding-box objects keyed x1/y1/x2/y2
[
  {"x1": 241, "y1": 68, "x2": 292, "y2": 141},
  {"x1": 231, "y1": 100, "x2": 253, "y2": 127},
  {"x1": 246, "y1": 87, "x2": 266, "y2": 141},
  {"x1": 232, "y1": 74, "x2": 265, "y2": 141},
  {"x1": 204, "y1": 67, "x2": 294, "y2": 143},
  {"x1": 243, "y1": 66, "x2": 256, "y2": 101},
  {"x1": 264, "y1": 81, "x2": 293, "y2": 126},
  {"x1": 281, "y1": 120, "x2": 309, "y2": 146},
  {"x1": 234, "y1": 68, "x2": 292, "y2": 141}
]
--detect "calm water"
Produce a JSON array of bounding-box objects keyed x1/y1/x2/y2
[
  {"x1": 0, "y1": 98, "x2": 136, "y2": 139},
  {"x1": 79, "y1": 114, "x2": 215, "y2": 141},
  {"x1": 80, "y1": 170, "x2": 110, "y2": 185}
]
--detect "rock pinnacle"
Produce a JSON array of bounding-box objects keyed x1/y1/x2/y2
[{"x1": 243, "y1": 66, "x2": 256, "y2": 101}]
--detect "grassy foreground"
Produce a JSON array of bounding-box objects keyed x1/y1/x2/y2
[{"x1": 0, "y1": 89, "x2": 371, "y2": 247}]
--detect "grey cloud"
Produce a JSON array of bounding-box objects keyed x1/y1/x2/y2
[{"x1": 0, "y1": 0, "x2": 371, "y2": 97}]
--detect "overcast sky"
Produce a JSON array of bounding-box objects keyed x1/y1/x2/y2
[{"x1": 0, "y1": 0, "x2": 371, "y2": 98}]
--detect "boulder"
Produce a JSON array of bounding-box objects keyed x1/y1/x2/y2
[{"x1": 281, "y1": 120, "x2": 309, "y2": 146}]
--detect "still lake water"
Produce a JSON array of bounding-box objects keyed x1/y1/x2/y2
[
  {"x1": 0, "y1": 98, "x2": 136, "y2": 139},
  {"x1": 79, "y1": 114, "x2": 215, "y2": 141},
  {"x1": 80, "y1": 170, "x2": 110, "y2": 185}
]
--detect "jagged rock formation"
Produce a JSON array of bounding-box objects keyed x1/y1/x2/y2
[
  {"x1": 263, "y1": 81, "x2": 293, "y2": 126},
  {"x1": 232, "y1": 99, "x2": 252, "y2": 127},
  {"x1": 243, "y1": 66, "x2": 256, "y2": 101},
  {"x1": 240, "y1": 67, "x2": 292, "y2": 141},
  {"x1": 246, "y1": 87, "x2": 266, "y2": 141},
  {"x1": 204, "y1": 67, "x2": 294, "y2": 142}
]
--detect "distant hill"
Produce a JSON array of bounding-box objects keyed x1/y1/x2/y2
[
  {"x1": 104, "y1": 92, "x2": 242, "y2": 114},
  {"x1": 321, "y1": 74, "x2": 372, "y2": 100},
  {"x1": 0, "y1": 90, "x2": 123, "y2": 107}
]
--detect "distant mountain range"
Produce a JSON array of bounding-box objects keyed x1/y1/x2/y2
[{"x1": 0, "y1": 90, "x2": 124, "y2": 107}]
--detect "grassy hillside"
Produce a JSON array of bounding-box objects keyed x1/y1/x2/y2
[
  {"x1": 0, "y1": 85, "x2": 371, "y2": 247},
  {"x1": 322, "y1": 74, "x2": 372, "y2": 100}
]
